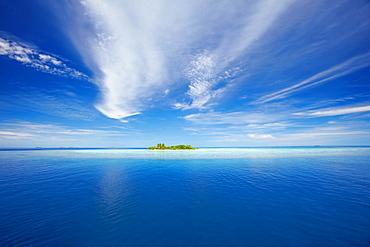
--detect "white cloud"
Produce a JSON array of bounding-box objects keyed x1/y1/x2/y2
[
  {"x1": 283, "y1": 131, "x2": 370, "y2": 138},
  {"x1": 69, "y1": 0, "x2": 173, "y2": 119},
  {"x1": 245, "y1": 123, "x2": 289, "y2": 129},
  {"x1": 247, "y1": 134, "x2": 274, "y2": 139},
  {"x1": 0, "y1": 88, "x2": 98, "y2": 121},
  {"x1": 174, "y1": 52, "x2": 221, "y2": 110},
  {"x1": 185, "y1": 52, "x2": 218, "y2": 108},
  {"x1": 39, "y1": 54, "x2": 62, "y2": 65},
  {"x1": 66, "y1": 0, "x2": 294, "y2": 119},
  {"x1": 180, "y1": 107, "x2": 370, "y2": 145},
  {"x1": 255, "y1": 52, "x2": 370, "y2": 104},
  {"x1": 0, "y1": 122, "x2": 133, "y2": 146},
  {"x1": 211, "y1": 133, "x2": 275, "y2": 143},
  {"x1": 0, "y1": 122, "x2": 131, "y2": 137},
  {"x1": 294, "y1": 105, "x2": 370, "y2": 117},
  {"x1": 215, "y1": 0, "x2": 294, "y2": 60},
  {"x1": 183, "y1": 111, "x2": 283, "y2": 125},
  {"x1": 0, "y1": 131, "x2": 35, "y2": 138},
  {"x1": 0, "y1": 36, "x2": 89, "y2": 80},
  {"x1": 175, "y1": 0, "x2": 294, "y2": 110},
  {"x1": 208, "y1": 126, "x2": 370, "y2": 145},
  {"x1": 175, "y1": 53, "x2": 243, "y2": 110}
]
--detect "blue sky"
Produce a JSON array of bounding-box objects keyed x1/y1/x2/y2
[{"x1": 1, "y1": 0, "x2": 370, "y2": 147}]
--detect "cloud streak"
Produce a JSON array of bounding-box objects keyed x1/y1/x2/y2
[
  {"x1": 255, "y1": 52, "x2": 370, "y2": 104},
  {"x1": 0, "y1": 131, "x2": 35, "y2": 138},
  {"x1": 0, "y1": 122, "x2": 131, "y2": 146},
  {"x1": 183, "y1": 111, "x2": 283, "y2": 125},
  {"x1": 0, "y1": 87, "x2": 98, "y2": 121},
  {"x1": 294, "y1": 105, "x2": 370, "y2": 117},
  {"x1": 0, "y1": 36, "x2": 89, "y2": 80}
]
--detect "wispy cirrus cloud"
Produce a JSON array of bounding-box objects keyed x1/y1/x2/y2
[
  {"x1": 0, "y1": 131, "x2": 35, "y2": 138},
  {"x1": 186, "y1": 120, "x2": 370, "y2": 145},
  {"x1": 278, "y1": 124, "x2": 370, "y2": 144},
  {"x1": 174, "y1": 52, "x2": 241, "y2": 110},
  {"x1": 62, "y1": 0, "x2": 294, "y2": 120},
  {"x1": 182, "y1": 107, "x2": 370, "y2": 145},
  {"x1": 212, "y1": 133, "x2": 275, "y2": 143},
  {"x1": 294, "y1": 105, "x2": 370, "y2": 117},
  {"x1": 0, "y1": 87, "x2": 98, "y2": 121},
  {"x1": 181, "y1": 110, "x2": 286, "y2": 144},
  {"x1": 173, "y1": 0, "x2": 294, "y2": 110},
  {"x1": 0, "y1": 35, "x2": 89, "y2": 80},
  {"x1": 0, "y1": 122, "x2": 132, "y2": 146},
  {"x1": 183, "y1": 111, "x2": 283, "y2": 125},
  {"x1": 174, "y1": 52, "x2": 219, "y2": 110},
  {"x1": 254, "y1": 52, "x2": 370, "y2": 104}
]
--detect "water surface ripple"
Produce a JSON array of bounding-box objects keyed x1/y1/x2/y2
[{"x1": 0, "y1": 147, "x2": 369, "y2": 246}]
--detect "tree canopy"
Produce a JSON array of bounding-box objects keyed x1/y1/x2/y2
[{"x1": 148, "y1": 143, "x2": 197, "y2": 150}]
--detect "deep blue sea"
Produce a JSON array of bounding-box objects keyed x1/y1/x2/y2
[{"x1": 1, "y1": 147, "x2": 370, "y2": 246}]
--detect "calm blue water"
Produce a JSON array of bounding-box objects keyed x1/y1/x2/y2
[{"x1": 0, "y1": 147, "x2": 369, "y2": 246}]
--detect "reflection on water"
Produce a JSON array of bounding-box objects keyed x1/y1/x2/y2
[{"x1": 99, "y1": 163, "x2": 129, "y2": 224}]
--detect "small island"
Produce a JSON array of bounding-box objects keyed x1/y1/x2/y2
[{"x1": 148, "y1": 143, "x2": 197, "y2": 150}]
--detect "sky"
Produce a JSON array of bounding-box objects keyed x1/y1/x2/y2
[{"x1": 0, "y1": 0, "x2": 370, "y2": 148}]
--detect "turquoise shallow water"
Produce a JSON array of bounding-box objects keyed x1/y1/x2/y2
[{"x1": 1, "y1": 147, "x2": 370, "y2": 246}]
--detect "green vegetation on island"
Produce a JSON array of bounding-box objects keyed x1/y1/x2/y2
[{"x1": 148, "y1": 143, "x2": 197, "y2": 150}]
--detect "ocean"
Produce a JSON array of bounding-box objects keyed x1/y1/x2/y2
[{"x1": 0, "y1": 147, "x2": 369, "y2": 246}]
